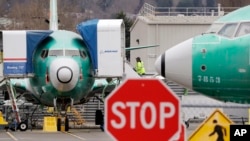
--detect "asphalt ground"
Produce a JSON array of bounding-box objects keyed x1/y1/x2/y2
[
  {"x1": 0, "y1": 123, "x2": 201, "y2": 141},
  {"x1": 0, "y1": 129, "x2": 111, "y2": 141}
]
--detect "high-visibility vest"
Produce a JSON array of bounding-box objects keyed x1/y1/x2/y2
[{"x1": 136, "y1": 61, "x2": 145, "y2": 75}]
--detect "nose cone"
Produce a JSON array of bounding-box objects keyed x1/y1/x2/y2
[
  {"x1": 57, "y1": 66, "x2": 73, "y2": 83},
  {"x1": 155, "y1": 38, "x2": 193, "y2": 88},
  {"x1": 50, "y1": 58, "x2": 79, "y2": 92}
]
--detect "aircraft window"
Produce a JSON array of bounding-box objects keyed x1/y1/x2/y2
[
  {"x1": 80, "y1": 51, "x2": 86, "y2": 59},
  {"x1": 41, "y1": 50, "x2": 48, "y2": 58},
  {"x1": 236, "y1": 22, "x2": 250, "y2": 37},
  {"x1": 48, "y1": 50, "x2": 63, "y2": 56},
  {"x1": 218, "y1": 23, "x2": 238, "y2": 38},
  {"x1": 47, "y1": 49, "x2": 83, "y2": 57},
  {"x1": 206, "y1": 23, "x2": 224, "y2": 33},
  {"x1": 65, "y1": 50, "x2": 80, "y2": 56}
]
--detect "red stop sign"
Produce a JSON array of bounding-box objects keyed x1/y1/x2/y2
[{"x1": 105, "y1": 79, "x2": 180, "y2": 141}]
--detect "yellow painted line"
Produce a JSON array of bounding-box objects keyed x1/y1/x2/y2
[
  {"x1": 6, "y1": 132, "x2": 18, "y2": 141},
  {"x1": 62, "y1": 131, "x2": 86, "y2": 140}
]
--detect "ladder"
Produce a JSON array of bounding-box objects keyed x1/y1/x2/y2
[
  {"x1": 71, "y1": 107, "x2": 85, "y2": 125},
  {"x1": 5, "y1": 79, "x2": 21, "y2": 123}
]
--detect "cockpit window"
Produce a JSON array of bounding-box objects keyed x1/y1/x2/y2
[
  {"x1": 235, "y1": 22, "x2": 250, "y2": 37},
  {"x1": 218, "y1": 23, "x2": 238, "y2": 38},
  {"x1": 46, "y1": 49, "x2": 82, "y2": 57},
  {"x1": 65, "y1": 50, "x2": 80, "y2": 56},
  {"x1": 206, "y1": 23, "x2": 224, "y2": 33},
  {"x1": 80, "y1": 51, "x2": 87, "y2": 59},
  {"x1": 48, "y1": 50, "x2": 63, "y2": 56},
  {"x1": 41, "y1": 50, "x2": 48, "y2": 58}
]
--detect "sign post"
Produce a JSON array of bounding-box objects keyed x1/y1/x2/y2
[{"x1": 105, "y1": 79, "x2": 181, "y2": 141}]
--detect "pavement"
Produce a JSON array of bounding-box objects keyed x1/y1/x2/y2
[{"x1": 0, "y1": 122, "x2": 202, "y2": 141}]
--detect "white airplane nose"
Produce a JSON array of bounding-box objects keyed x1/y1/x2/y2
[
  {"x1": 155, "y1": 38, "x2": 193, "y2": 89},
  {"x1": 57, "y1": 66, "x2": 73, "y2": 83},
  {"x1": 50, "y1": 58, "x2": 79, "y2": 92}
]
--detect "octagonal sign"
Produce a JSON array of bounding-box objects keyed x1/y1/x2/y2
[{"x1": 105, "y1": 79, "x2": 180, "y2": 141}]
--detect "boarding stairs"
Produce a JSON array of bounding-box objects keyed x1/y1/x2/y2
[
  {"x1": 70, "y1": 107, "x2": 85, "y2": 125},
  {"x1": 5, "y1": 79, "x2": 21, "y2": 123},
  {"x1": 0, "y1": 62, "x2": 23, "y2": 126},
  {"x1": 0, "y1": 63, "x2": 4, "y2": 86}
]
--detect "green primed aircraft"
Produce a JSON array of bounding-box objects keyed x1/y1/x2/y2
[
  {"x1": 1, "y1": 0, "x2": 122, "y2": 131},
  {"x1": 155, "y1": 5, "x2": 250, "y2": 104},
  {"x1": 1, "y1": 0, "x2": 158, "y2": 132}
]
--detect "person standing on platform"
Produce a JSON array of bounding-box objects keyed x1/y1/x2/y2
[{"x1": 134, "y1": 57, "x2": 145, "y2": 75}]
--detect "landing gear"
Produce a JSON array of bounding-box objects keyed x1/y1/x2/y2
[
  {"x1": 56, "y1": 116, "x2": 69, "y2": 131},
  {"x1": 65, "y1": 117, "x2": 69, "y2": 131},
  {"x1": 54, "y1": 98, "x2": 72, "y2": 131},
  {"x1": 57, "y1": 118, "x2": 61, "y2": 131}
]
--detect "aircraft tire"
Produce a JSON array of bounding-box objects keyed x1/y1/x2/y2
[
  {"x1": 57, "y1": 118, "x2": 61, "y2": 131},
  {"x1": 65, "y1": 117, "x2": 69, "y2": 131},
  {"x1": 95, "y1": 110, "x2": 103, "y2": 125},
  {"x1": 19, "y1": 122, "x2": 28, "y2": 131}
]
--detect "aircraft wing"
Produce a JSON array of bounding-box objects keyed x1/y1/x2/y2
[
  {"x1": 9, "y1": 78, "x2": 31, "y2": 92},
  {"x1": 0, "y1": 78, "x2": 41, "y2": 105},
  {"x1": 90, "y1": 78, "x2": 119, "y2": 99},
  {"x1": 125, "y1": 45, "x2": 159, "y2": 51}
]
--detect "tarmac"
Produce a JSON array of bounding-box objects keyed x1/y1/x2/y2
[{"x1": 0, "y1": 122, "x2": 201, "y2": 141}]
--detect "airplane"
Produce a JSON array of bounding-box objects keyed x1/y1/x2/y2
[
  {"x1": 0, "y1": 0, "x2": 124, "y2": 131},
  {"x1": 155, "y1": 5, "x2": 250, "y2": 104},
  {"x1": 0, "y1": 0, "x2": 158, "y2": 132}
]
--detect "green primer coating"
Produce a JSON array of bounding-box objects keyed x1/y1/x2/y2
[
  {"x1": 217, "y1": 5, "x2": 250, "y2": 23},
  {"x1": 192, "y1": 5, "x2": 250, "y2": 104},
  {"x1": 193, "y1": 34, "x2": 250, "y2": 103},
  {"x1": 29, "y1": 30, "x2": 95, "y2": 106}
]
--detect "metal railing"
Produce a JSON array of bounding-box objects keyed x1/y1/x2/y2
[{"x1": 139, "y1": 3, "x2": 239, "y2": 17}]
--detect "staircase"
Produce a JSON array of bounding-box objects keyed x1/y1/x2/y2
[
  {"x1": 81, "y1": 96, "x2": 104, "y2": 123},
  {"x1": 71, "y1": 107, "x2": 85, "y2": 125},
  {"x1": 0, "y1": 63, "x2": 5, "y2": 89}
]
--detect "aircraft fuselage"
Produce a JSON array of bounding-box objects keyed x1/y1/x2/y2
[
  {"x1": 193, "y1": 33, "x2": 250, "y2": 103},
  {"x1": 29, "y1": 30, "x2": 95, "y2": 106},
  {"x1": 155, "y1": 5, "x2": 250, "y2": 104}
]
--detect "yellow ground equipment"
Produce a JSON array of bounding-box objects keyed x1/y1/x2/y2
[{"x1": 0, "y1": 111, "x2": 8, "y2": 130}]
